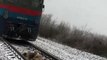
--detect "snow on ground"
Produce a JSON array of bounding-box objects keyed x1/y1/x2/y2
[
  {"x1": 0, "y1": 43, "x2": 9, "y2": 60},
  {"x1": 0, "y1": 43, "x2": 24, "y2": 60},
  {"x1": 31, "y1": 37, "x2": 107, "y2": 60}
]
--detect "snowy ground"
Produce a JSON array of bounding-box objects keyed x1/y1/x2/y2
[
  {"x1": 0, "y1": 43, "x2": 24, "y2": 60},
  {"x1": 0, "y1": 37, "x2": 107, "y2": 60},
  {"x1": 31, "y1": 37, "x2": 107, "y2": 60}
]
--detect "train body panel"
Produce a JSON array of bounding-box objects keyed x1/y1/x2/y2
[
  {"x1": 0, "y1": 18, "x2": 6, "y2": 36},
  {"x1": 0, "y1": 0, "x2": 44, "y2": 41},
  {"x1": 6, "y1": 11, "x2": 41, "y2": 25}
]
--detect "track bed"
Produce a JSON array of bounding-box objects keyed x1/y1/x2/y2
[{"x1": 3, "y1": 38, "x2": 59, "y2": 60}]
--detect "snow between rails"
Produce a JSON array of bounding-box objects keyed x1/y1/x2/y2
[{"x1": 31, "y1": 37, "x2": 107, "y2": 60}]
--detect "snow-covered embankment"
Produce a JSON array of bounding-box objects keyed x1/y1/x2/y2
[{"x1": 31, "y1": 37, "x2": 107, "y2": 60}]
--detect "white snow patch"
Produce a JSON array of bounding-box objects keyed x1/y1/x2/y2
[
  {"x1": 31, "y1": 37, "x2": 107, "y2": 60},
  {"x1": 0, "y1": 43, "x2": 24, "y2": 60}
]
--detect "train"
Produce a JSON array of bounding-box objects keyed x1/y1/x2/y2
[{"x1": 0, "y1": 0, "x2": 44, "y2": 41}]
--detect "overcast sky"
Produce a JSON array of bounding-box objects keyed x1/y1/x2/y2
[{"x1": 43, "y1": 0, "x2": 107, "y2": 36}]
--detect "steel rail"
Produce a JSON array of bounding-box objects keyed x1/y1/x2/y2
[
  {"x1": 0, "y1": 37, "x2": 26, "y2": 60},
  {"x1": 4, "y1": 38, "x2": 60, "y2": 60},
  {"x1": 28, "y1": 41, "x2": 60, "y2": 60}
]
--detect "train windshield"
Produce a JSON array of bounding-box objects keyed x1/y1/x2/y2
[{"x1": 6, "y1": 0, "x2": 43, "y2": 10}]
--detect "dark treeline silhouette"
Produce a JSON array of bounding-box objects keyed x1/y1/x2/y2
[{"x1": 39, "y1": 14, "x2": 107, "y2": 57}]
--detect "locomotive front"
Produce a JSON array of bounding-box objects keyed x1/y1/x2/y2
[{"x1": 0, "y1": 0, "x2": 44, "y2": 41}]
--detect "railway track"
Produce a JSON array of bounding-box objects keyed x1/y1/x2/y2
[
  {"x1": 0, "y1": 37, "x2": 25, "y2": 60},
  {"x1": 0, "y1": 37, "x2": 59, "y2": 60}
]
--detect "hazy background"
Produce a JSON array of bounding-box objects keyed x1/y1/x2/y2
[{"x1": 43, "y1": 0, "x2": 107, "y2": 36}]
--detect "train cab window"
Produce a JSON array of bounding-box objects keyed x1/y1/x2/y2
[
  {"x1": 0, "y1": 0, "x2": 3, "y2": 3},
  {"x1": 8, "y1": 0, "x2": 14, "y2": 3},
  {"x1": 18, "y1": 0, "x2": 31, "y2": 7},
  {"x1": 32, "y1": 1, "x2": 40, "y2": 8},
  {"x1": 6, "y1": 0, "x2": 43, "y2": 10},
  {"x1": 8, "y1": 0, "x2": 15, "y2": 4},
  {"x1": 18, "y1": 0, "x2": 40, "y2": 8}
]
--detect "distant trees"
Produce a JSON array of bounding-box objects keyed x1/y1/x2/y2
[
  {"x1": 39, "y1": 14, "x2": 107, "y2": 57},
  {"x1": 39, "y1": 14, "x2": 70, "y2": 39}
]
